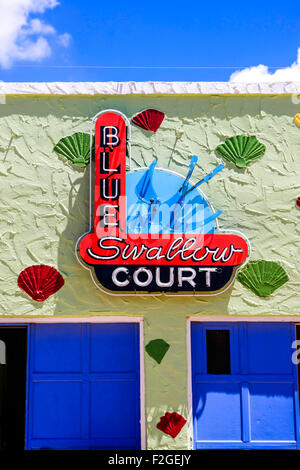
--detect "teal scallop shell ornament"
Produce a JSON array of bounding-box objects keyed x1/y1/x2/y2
[
  {"x1": 237, "y1": 260, "x2": 288, "y2": 297},
  {"x1": 216, "y1": 135, "x2": 266, "y2": 169},
  {"x1": 54, "y1": 132, "x2": 94, "y2": 168}
]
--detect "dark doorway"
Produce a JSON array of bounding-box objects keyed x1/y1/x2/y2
[{"x1": 0, "y1": 327, "x2": 27, "y2": 450}]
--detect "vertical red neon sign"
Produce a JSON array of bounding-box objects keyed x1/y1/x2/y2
[{"x1": 94, "y1": 111, "x2": 127, "y2": 239}]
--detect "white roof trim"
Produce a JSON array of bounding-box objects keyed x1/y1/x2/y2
[{"x1": 1, "y1": 81, "x2": 300, "y2": 95}]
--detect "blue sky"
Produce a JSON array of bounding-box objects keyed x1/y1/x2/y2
[{"x1": 1, "y1": 0, "x2": 300, "y2": 82}]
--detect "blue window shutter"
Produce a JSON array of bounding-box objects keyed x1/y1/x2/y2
[
  {"x1": 191, "y1": 322, "x2": 300, "y2": 449},
  {"x1": 26, "y1": 323, "x2": 141, "y2": 450}
]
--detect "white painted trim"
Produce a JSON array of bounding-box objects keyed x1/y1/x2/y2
[
  {"x1": 139, "y1": 320, "x2": 146, "y2": 450},
  {"x1": 1, "y1": 81, "x2": 300, "y2": 95},
  {"x1": 186, "y1": 315, "x2": 300, "y2": 450},
  {"x1": 0, "y1": 315, "x2": 146, "y2": 450},
  {"x1": 186, "y1": 318, "x2": 193, "y2": 450},
  {"x1": 0, "y1": 315, "x2": 144, "y2": 323},
  {"x1": 187, "y1": 315, "x2": 300, "y2": 322}
]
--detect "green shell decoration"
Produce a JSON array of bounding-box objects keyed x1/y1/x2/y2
[
  {"x1": 237, "y1": 260, "x2": 288, "y2": 297},
  {"x1": 54, "y1": 132, "x2": 94, "y2": 168},
  {"x1": 216, "y1": 135, "x2": 266, "y2": 169},
  {"x1": 145, "y1": 339, "x2": 170, "y2": 364}
]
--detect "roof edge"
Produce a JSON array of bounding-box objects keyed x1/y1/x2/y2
[{"x1": 0, "y1": 81, "x2": 300, "y2": 95}]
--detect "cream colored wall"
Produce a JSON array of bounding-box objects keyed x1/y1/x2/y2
[{"x1": 0, "y1": 94, "x2": 299, "y2": 449}]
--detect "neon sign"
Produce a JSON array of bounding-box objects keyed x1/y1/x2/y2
[{"x1": 77, "y1": 110, "x2": 250, "y2": 295}]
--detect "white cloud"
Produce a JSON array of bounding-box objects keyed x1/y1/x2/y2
[
  {"x1": 0, "y1": 0, "x2": 71, "y2": 68},
  {"x1": 57, "y1": 33, "x2": 71, "y2": 48},
  {"x1": 230, "y1": 48, "x2": 300, "y2": 82},
  {"x1": 25, "y1": 18, "x2": 56, "y2": 36}
]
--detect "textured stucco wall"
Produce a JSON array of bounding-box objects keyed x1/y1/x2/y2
[{"x1": 0, "y1": 93, "x2": 300, "y2": 449}]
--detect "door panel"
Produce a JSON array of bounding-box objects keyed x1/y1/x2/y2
[
  {"x1": 249, "y1": 383, "x2": 296, "y2": 441},
  {"x1": 191, "y1": 322, "x2": 300, "y2": 449},
  {"x1": 193, "y1": 382, "x2": 242, "y2": 442},
  {"x1": 246, "y1": 323, "x2": 293, "y2": 375},
  {"x1": 31, "y1": 381, "x2": 82, "y2": 439},
  {"x1": 26, "y1": 323, "x2": 141, "y2": 450},
  {"x1": 89, "y1": 323, "x2": 138, "y2": 372},
  {"x1": 90, "y1": 381, "x2": 138, "y2": 440}
]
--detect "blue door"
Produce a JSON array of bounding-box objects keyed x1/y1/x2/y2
[
  {"x1": 26, "y1": 323, "x2": 141, "y2": 450},
  {"x1": 191, "y1": 322, "x2": 300, "y2": 449}
]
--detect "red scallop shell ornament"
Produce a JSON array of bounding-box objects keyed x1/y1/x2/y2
[
  {"x1": 132, "y1": 108, "x2": 165, "y2": 132},
  {"x1": 17, "y1": 265, "x2": 65, "y2": 301},
  {"x1": 296, "y1": 196, "x2": 300, "y2": 207},
  {"x1": 156, "y1": 412, "x2": 187, "y2": 438}
]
